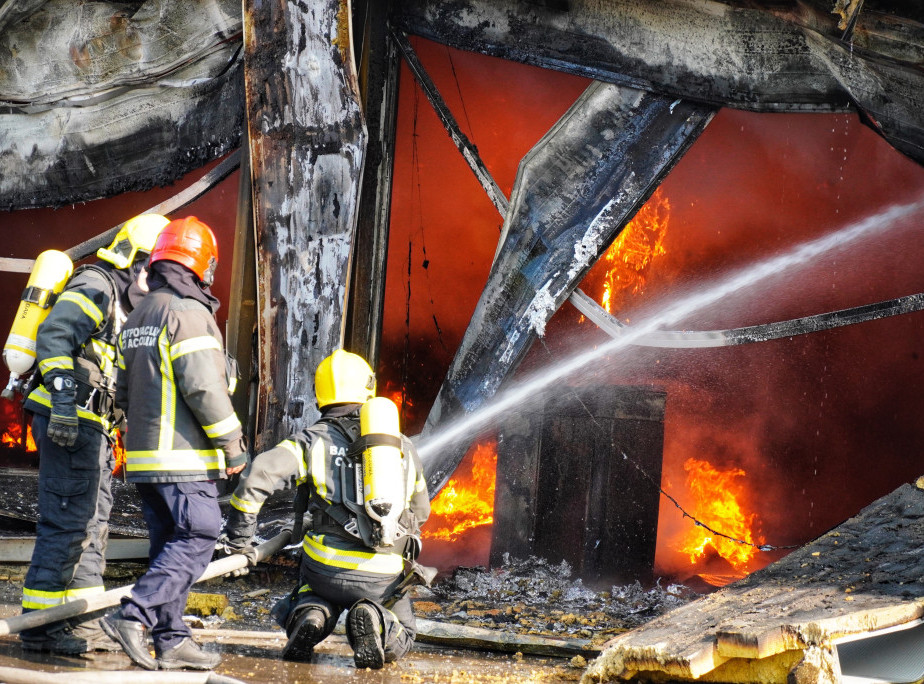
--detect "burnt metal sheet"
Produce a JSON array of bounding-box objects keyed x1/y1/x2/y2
[
  {"x1": 245, "y1": 0, "x2": 367, "y2": 448},
  {"x1": 391, "y1": 0, "x2": 924, "y2": 165},
  {"x1": 0, "y1": 0, "x2": 244, "y2": 209},
  {"x1": 418, "y1": 81, "x2": 714, "y2": 493}
]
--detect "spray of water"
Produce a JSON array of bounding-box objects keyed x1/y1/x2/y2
[{"x1": 417, "y1": 197, "x2": 924, "y2": 463}]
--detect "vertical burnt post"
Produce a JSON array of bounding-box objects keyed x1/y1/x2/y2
[{"x1": 492, "y1": 385, "x2": 666, "y2": 587}]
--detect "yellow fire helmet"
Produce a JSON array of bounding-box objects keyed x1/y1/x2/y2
[
  {"x1": 315, "y1": 349, "x2": 376, "y2": 408},
  {"x1": 97, "y1": 213, "x2": 170, "y2": 269}
]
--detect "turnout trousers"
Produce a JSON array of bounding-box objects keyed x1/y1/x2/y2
[
  {"x1": 273, "y1": 552, "x2": 417, "y2": 663},
  {"x1": 119, "y1": 480, "x2": 221, "y2": 651},
  {"x1": 22, "y1": 414, "x2": 113, "y2": 633}
]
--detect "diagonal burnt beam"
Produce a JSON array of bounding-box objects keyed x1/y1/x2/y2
[
  {"x1": 244, "y1": 0, "x2": 367, "y2": 448},
  {"x1": 391, "y1": 0, "x2": 924, "y2": 166},
  {"x1": 418, "y1": 81, "x2": 715, "y2": 493},
  {"x1": 392, "y1": 30, "x2": 508, "y2": 217}
]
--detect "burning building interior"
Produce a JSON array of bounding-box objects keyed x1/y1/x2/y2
[{"x1": 2, "y1": 1, "x2": 924, "y2": 681}]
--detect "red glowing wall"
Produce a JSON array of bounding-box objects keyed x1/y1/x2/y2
[{"x1": 382, "y1": 38, "x2": 924, "y2": 578}]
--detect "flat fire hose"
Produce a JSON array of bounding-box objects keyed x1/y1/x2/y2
[
  {"x1": 0, "y1": 529, "x2": 290, "y2": 637},
  {"x1": 569, "y1": 288, "x2": 924, "y2": 348}
]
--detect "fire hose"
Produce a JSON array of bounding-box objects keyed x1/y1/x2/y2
[
  {"x1": 0, "y1": 530, "x2": 290, "y2": 637},
  {"x1": 569, "y1": 288, "x2": 924, "y2": 347}
]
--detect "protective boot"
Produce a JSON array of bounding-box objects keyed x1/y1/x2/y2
[
  {"x1": 156, "y1": 637, "x2": 221, "y2": 670},
  {"x1": 347, "y1": 601, "x2": 385, "y2": 670},
  {"x1": 63, "y1": 615, "x2": 122, "y2": 654},
  {"x1": 101, "y1": 609, "x2": 157, "y2": 670},
  {"x1": 282, "y1": 608, "x2": 327, "y2": 662}
]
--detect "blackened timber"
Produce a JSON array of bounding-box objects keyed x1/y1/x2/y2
[
  {"x1": 393, "y1": 30, "x2": 508, "y2": 216},
  {"x1": 226, "y1": 148, "x2": 257, "y2": 448},
  {"x1": 418, "y1": 82, "x2": 714, "y2": 493},
  {"x1": 244, "y1": 0, "x2": 367, "y2": 447},
  {"x1": 391, "y1": 0, "x2": 924, "y2": 166},
  {"x1": 491, "y1": 386, "x2": 666, "y2": 586},
  {"x1": 345, "y1": 3, "x2": 401, "y2": 365}
]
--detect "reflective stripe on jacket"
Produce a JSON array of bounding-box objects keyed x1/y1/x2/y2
[
  {"x1": 228, "y1": 416, "x2": 430, "y2": 574},
  {"x1": 115, "y1": 288, "x2": 242, "y2": 483}
]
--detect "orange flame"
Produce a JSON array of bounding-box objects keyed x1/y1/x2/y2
[
  {"x1": 0, "y1": 397, "x2": 37, "y2": 452},
  {"x1": 594, "y1": 189, "x2": 670, "y2": 314},
  {"x1": 422, "y1": 439, "x2": 497, "y2": 541},
  {"x1": 112, "y1": 434, "x2": 127, "y2": 477},
  {"x1": 0, "y1": 420, "x2": 36, "y2": 451},
  {"x1": 677, "y1": 457, "x2": 764, "y2": 574}
]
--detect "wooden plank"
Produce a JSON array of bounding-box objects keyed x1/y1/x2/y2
[
  {"x1": 0, "y1": 537, "x2": 149, "y2": 563},
  {"x1": 418, "y1": 81, "x2": 713, "y2": 493},
  {"x1": 244, "y1": 0, "x2": 367, "y2": 448}
]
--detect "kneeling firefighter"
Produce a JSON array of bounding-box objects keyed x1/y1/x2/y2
[
  {"x1": 18, "y1": 214, "x2": 169, "y2": 655},
  {"x1": 219, "y1": 350, "x2": 432, "y2": 669}
]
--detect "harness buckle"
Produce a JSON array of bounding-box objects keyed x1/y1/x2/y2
[{"x1": 342, "y1": 517, "x2": 362, "y2": 539}]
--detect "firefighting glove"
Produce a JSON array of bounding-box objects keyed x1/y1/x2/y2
[
  {"x1": 216, "y1": 508, "x2": 259, "y2": 578},
  {"x1": 46, "y1": 374, "x2": 79, "y2": 448}
]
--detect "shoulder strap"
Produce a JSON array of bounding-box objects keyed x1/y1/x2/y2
[{"x1": 72, "y1": 264, "x2": 120, "y2": 337}]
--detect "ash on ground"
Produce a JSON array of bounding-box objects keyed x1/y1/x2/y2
[{"x1": 411, "y1": 555, "x2": 702, "y2": 648}]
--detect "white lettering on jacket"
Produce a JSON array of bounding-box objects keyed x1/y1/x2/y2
[{"x1": 120, "y1": 325, "x2": 160, "y2": 349}]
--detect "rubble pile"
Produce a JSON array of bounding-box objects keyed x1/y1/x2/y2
[{"x1": 415, "y1": 555, "x2": 701, "y2": 648}]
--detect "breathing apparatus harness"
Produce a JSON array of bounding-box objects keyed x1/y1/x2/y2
[
  {"x1": 293, "y1": 409, "x2": 422, "y2": 559},
  {"x1": 47, "y1": 264, "x2": 124, "y2": 424}
]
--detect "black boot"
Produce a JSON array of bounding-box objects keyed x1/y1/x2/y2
[
  {"x1": 156, "y1": 637, "x2": 221, "y2": 670},
  {"x1": 101, "y1": 610, "x2": 157, "y2": 670},
  {"x1": 347, "y1": 602, "x2": 385, "y2": 670},
  {"x1": 282, "y1": 608, "x2": 327, "y2": 662}
]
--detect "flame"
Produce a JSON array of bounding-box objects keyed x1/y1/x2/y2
[
  {"x1": 0, "y1": 419, "x2": 36, "y2": 451},
  {"x1": 0, "y1": 398, "x2": 37, "y2": 451},
  {"x1": 422, "y1": 439, "x2": 497, "y2": 541},
  {"x1": 677, "y1": 457, "x2": 764, "y2": 574},
  {"x1": 594, "y1": 189, "x2": 670, "y2": 314},
  {"x1": 112, "y1": 434, "x2": 127, "y2": 477}
]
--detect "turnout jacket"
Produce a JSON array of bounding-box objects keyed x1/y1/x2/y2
[
  {"x1": 115, "y1": 287, "x2": 245, "y2": 483},
  {"x1": 229, "y1": 411, "x2": 430, "y2": 576},
  {"x1": 25, "y1": 264, "x2": 123, "y2": 435}
]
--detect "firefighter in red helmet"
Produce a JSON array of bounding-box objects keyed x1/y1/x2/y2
[{"x1": 101, "y1": 216, "x2": 248, "y2": 671}]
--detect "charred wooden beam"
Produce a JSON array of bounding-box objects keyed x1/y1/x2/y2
[
  {"x1": 391, "y1": 0, "x2": 924, "y2": 166},
  {"x1": 418, "y1": 82, "x2": 714, "y2": 493},
  {"x1": 0, "y1": 0, "x2": 245, "y2": 209},
  {"x1": 345, "y1": 2, "x2": 401, "y2": 365},
  {"x1": 226, "y1": 148, "x2": 257, "y2": 447},
  {"x1": 244, "y1": 0, "x2": 367, "y2": 448}
]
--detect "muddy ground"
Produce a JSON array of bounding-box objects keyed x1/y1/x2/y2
[{"x1": 0, "y1": 545, "x2": 701, "y2": 682}]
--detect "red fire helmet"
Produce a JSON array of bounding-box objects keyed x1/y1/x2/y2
[{"x1": 149, "y1": 216, "x2": 219, "y2": 285}]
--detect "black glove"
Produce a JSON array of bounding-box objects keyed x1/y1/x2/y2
[
  {"x1": 215, "y1": 532, "x2": 259, "y2": 578},
  {"x1": 216, "y1": 508, "x2": 259, "y2": 578},
  {"x1": 46, "y1": 373, "x2": 79, "y2": 447}
]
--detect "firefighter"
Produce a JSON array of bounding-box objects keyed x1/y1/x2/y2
[
  {"x1": 100, "y1": 216, "x2": 248, "y2": 671},
  {"x1": 218, "y1": 350, "x2": 431, "y2": 670},
  {"x1": 19, "y1": 213, "x2": 169, "y2": 655}
]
